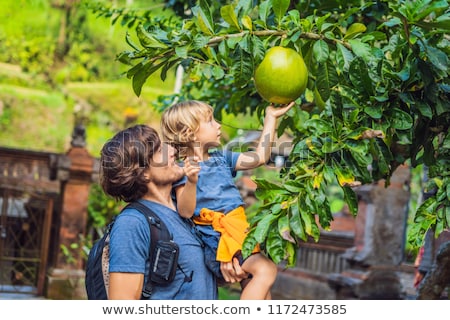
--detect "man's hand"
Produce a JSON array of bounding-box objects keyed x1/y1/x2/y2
[{"x1": 220, "y1": 258, "x2": 249, "y2": 283}]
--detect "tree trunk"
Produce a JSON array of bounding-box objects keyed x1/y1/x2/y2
[{"x1": 417, "y1": 241, "x2": 450, "y2": 299}]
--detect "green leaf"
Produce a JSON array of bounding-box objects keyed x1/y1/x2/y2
[
  {"x1": 315, "y1": 197, "x2": 333, "y2": 229},
  {"x1": 266, "y1": 229, "x2": 286, "y2": 264},
  {"x1": 336, "y1": 43, "x2": 354, "y2": 72},
  {"x1": 221, "y1": 4, "x2": 240, "y2": 30},
  {"x1": 383, "y1": 17, "x2": 402, "y2": 28},
  {"x1": 284, "y1": 180, "x2": 304, "y2": 193},
  {"x1": 284, "y1": 242, "x2": 297, "y2": 267},
  {"x1": 290, "y1": 201, "x2": 306, "y2": 241},
  {"x1": 287, "y1": 9, "x2": 300, "y2": 26},
  {"x1": 323, "y1": 165, "x2": 336, "y2": 184},
  {"x1": 258, "y1": 0, "x2": 271, "y2": 24},
  {"x1": 390, "y1": 108, "x2": 413, "y2": 130},
  {"x1": 415, "y1": 18, "x2": 450, "y2": 31},
  {"x1": 231, "y1": 48, "x2": 253, "y2": 86},
  {"x1": 316, "y1": 12, "x2": 332, "y2": 32},
  {"x1": 126, "y1": 61, "x2": 145, "y2": 79},
  {"x1": 435, "y1": 98, "x2": 448, "y2": 116},
  {"x1": 343, "y1": 150, "x2": 372, "y2": 183},
  {"x1": 334, "y1": 164, "x2": 356, "y2": 187},
  {"x1": 116, "y1": 51, "x2": 133, "y2": 65},
  {"x1": 136, "y1": 24, "x2": 168, "y2": 49},
  {"x1": 175, "y1": 46, "x2": 189, "y2": 59},
  {"x1": 132, "y1": 60, "x2": 165, "y2": 97},
  {"x1": 313, "y1": 40, "x2": 329, "y2": 63},
  {"x1": 242, "y1": 228, "x2": 259, "y2": 258},
  {"x1": 364, "y1": 106, "x2": 383, "y2": 119},
  {"x1": 254, "y1": 178, "x2": 284, "y2": 191},
  {"x1": 254, "y1": 212, "x2": 278, "y2": 243},
  {"x1": 160, "y1": 57, "x2": 180, "y2": 81},
  {"x1": 445, "y1": 206, "x2": 450, "y2": 228},
  {"x1": 338, "y1": 85, "x2": 363, "y2": 109},
  {"x1": 371, "y1": 139, "x2": 392, "y2": 177},
  {"x1": 322, "y1": 138, "x2": 342, "y2": 153},
  {"x1": 193, "y1": 34, "x2": 210, "y2": 50},
  {"x1": 278, "y1": 215, "x2": 295, "y2": 243},
  {"x1": 349, "y1": 57, "x2": 373, "y2": 96},
  {"x1": 125, "y1": 32, "x2": 140, "y2": 51},
  {"x1": 272, "y1": 0, "x2": 290, "y2": 23},
  {"x1": 426, "y1": 46, "x2": 449, "y2": 72},
  {"x1": 305, "y1": 118, "x2": 333, "y2": 133},
  {"x1": 211, "y1": 65, "x2": 225, "y2": 79},
  {"x1": 408, "y1": 0, "x2": 449, "y2": 22},
  {"x1": 342, "y1": 186, "x2": 358, "y2": 216},
  {"x1": 300, "y1": 207, "x2": 313, "y2": 235},
  {"x1": 415, "y1": 101, "x2": 433, "y2": 119},
  {"x1": 344, "y1": 22, "x2": 367, "y2": 40},
  {"x1": 192, "y1": 1, "x2": 214, "y2": 36},
  {"x1": 251, "y1": 36, "x2": 265, "y2": 60},
  {"x1": 241, "y1": 15, "x2": 253, "y2": 31},
  {"x1": 300, "y1": 199, "x2": 320, "y2": 241},
  {"x1": 348, "y1": 39, "x2": 372, "y2": 62},
  {"x1": 316, "y1": 62, "x2": 338, "y2": 101},
  {"x1": 414, "y1": 197, "x2": 437, "y2": 222}
]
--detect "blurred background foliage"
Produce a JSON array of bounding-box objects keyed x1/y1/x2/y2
[{"x1": 0, "y1": 0, "x2": 178, "y2": 155}]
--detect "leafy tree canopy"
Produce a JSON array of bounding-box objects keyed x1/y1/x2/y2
[{"x1": 91, "y1": 0, "x2": 449, "y2": 266}]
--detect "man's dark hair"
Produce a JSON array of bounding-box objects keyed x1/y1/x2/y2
[{"x1": 100, "y1": 125, "x2": 161, "y2": 202}]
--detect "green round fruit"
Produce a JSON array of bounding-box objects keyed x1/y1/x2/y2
[{"x1": 254, "y1": 46, "x2": 308, "y2": 105}]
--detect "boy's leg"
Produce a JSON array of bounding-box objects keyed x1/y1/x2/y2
[{"x1": 239, "y1": 253, "x2": 277, "y2": 300}]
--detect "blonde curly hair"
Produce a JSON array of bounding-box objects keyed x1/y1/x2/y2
[{"x1": 160, "y1": 100, "x2": 213, "y2": 158}]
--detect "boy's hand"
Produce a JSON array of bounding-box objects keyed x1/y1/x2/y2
[
  {"x1": 266, "y1": 101, "x2": 295, "y2": 118},
  {"x1": 183, "y1": 156, "x2": 200, "y2": 183}
]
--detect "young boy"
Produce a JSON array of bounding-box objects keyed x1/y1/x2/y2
[{"x1": 161, "y1": 100, "x2": 294, "y2": 299}]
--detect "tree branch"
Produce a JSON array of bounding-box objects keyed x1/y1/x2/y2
[{"x1": 207, "y1": 30, "x2": 352, "y2": 50}]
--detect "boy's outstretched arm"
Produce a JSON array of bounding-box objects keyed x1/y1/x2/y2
[{"x1": 235, "y1": 101, "x2": 294, "y2": 171}]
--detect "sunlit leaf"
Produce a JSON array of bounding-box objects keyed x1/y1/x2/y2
[
  {"x1": 272, "y1": 0, "x2": 290, "y2": 23},
  {"x1": 221, "y1": 4, "x2": 240, "y2": 30},
  {"x1": 254, "y1": 212, "x2": 278, "y2": 243},
  {"x1": 344, "y1": 22, "x2": 367, "y2": 40}
]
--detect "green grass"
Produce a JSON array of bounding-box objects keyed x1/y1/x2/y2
[
  {"x1": 219, "y1": 285, "x2": 240, "y2": 300},
  {"x1": 0, "y1": 63, "x2": 176, "y2": 155},
  {"x1": 0, "y1": 84, "x2": 73, "y2": 152}
]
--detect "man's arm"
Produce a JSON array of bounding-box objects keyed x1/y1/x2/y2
[{"x1": 109, "y1": 272, "x2": 144, "y2": 299}]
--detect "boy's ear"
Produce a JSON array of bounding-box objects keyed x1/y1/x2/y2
[{"x1": 185, "y1": 128, "x2": 196, "y2": 141}]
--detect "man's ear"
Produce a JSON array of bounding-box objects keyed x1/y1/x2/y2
[{"x1": 143, "y1": 169, "x2": 151, "y2": 181}]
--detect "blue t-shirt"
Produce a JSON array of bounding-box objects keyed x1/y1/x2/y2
[
  {"x1": 109, "y1": 199, "x2": 218, "y2": 300},
  {"x1": 173, "y1": 149, "x2": 245, "y2": 216},
  {"x1": 173, "y1": 149, "x2": 245, "y2": 246}
]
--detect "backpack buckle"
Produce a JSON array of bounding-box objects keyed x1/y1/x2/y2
[
  {"x1": 141, "y1": 287, "x2": 152, "y2": 299},
  {"x1": 148, "y1": 216, "x2": 161, "y2": 228}
]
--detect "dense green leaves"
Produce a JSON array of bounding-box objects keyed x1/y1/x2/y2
[{"x1": 114, "y1": 0, "x2": 450, "y2": 265}]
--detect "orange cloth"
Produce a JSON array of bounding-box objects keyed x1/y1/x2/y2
[{"x1": 193, "y1": 206, "x2": 259, "y2": 262}]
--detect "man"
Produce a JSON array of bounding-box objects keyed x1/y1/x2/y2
[{"x1": 99, "y1": 124, "x2": 245, "y2": 299}]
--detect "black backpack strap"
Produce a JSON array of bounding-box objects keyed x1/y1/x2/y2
[{"x1": 123, "y1": 201, "x2": 171, "y2": 298}]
